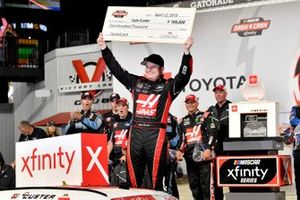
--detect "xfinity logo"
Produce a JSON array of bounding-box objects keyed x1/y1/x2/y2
[
  {"x1": 227, "y1": 166, "x2": 268, "y2": 180},
  {"x1": 219, "y1": 157, "x2": 285, "y2": 186},
  {"x1": 86, "y1": 146, "x2": 108, "y2": 181},
  {"x1": 21, "y1": 147, "x2": 76, "y2": 177},
  {"x1": 21, "y1": 146, "x2": 107, "y2": 179}
]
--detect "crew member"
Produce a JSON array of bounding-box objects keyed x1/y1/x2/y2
[
  {"x1": 0, "y1": 151, "x2": 15, "y2": 189},
  {"x1": 18, "y1": 120, "x2": 48, "y2": 141},
  {"x1": 176, "y1": 94, "x2": 217, "y2": 200},
  {"x1": 208, "y1": 84, "x2": 231, "y2": 200},
  {"x1": 165, "y1": 113, "x2": 180, "y2": 198},
  {"x1": 101, "y1": 93, "x2": 120, "y2": 135},
  {"x1": 108, "y1": 97, "x2": 132, "y2": 186},
  {"x1": 65, "y1": 91, "x2": 102, "y2": 134}
]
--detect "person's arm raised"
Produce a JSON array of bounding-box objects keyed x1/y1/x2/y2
[
  {"x1": 96, "y1": 32, "x2": 139, "y2": 91},
  {"x1": 97, "y1": 33, "x2": 107, "y2": 50},
  {"x1": 171, "y1": 36, "x2": 194, "y2": 97},
  {"x1": 183, "y1": 36, "x2": 193, "y2": 55}
]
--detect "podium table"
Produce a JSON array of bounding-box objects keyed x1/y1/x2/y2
[
  {"x1": 217, "y1": 138, "x2": 292, "y2": 200},
  {"x1": 15, "y1": 133, "x2": 108, "y2": 187}
]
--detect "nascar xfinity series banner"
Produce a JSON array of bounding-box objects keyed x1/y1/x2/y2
[
  {"x1": 110, "y1": 1, "x2": 300, "y2": 118},
  {"x1": 216, "y1": 155, "x2": 292, "y2": 187}
]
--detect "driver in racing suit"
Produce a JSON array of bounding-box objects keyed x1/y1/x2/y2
[{"x1": 97, "y1": 33, "x2": 193, "y2": 190}]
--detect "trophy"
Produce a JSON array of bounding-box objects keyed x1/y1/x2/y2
[{"x1": 229, "y1": 75, "x2": 278, "y2": 138}]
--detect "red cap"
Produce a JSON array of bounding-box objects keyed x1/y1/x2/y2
[
  {"x1": 117, "y1": 97, "x2": 129, "y2": 106},
  {"x1": 213, "y1": 84, "x2": 226, "y2": 92},
  {"x1": 185, "y1": 94, "x2": 198, "y2": 103}
]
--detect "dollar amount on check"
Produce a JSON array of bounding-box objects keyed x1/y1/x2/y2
[{"x1": 102, "y1": 6, "x2": 196, "y2": 44}]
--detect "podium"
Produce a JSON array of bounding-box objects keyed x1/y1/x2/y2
[
  {"x1": 216, "y1": 101, "x2": 292, "y2": 200},
  {"x1": 15, "y1": 133, "x2": 109, "y2": 187}
]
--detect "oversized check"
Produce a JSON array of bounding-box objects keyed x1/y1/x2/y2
[{"x1": 102, "y1": 6, "x2": 196, "y2": 44}]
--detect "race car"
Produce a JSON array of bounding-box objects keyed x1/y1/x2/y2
[{"x1": 0, "y1": 186, "x2": 177, "y2": 200}]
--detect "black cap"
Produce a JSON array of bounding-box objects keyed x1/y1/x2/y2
[
  {"x1": 81, "y1": 91, "x2": 93, "y2": 99},
  {"x1": 110, "y1": 93, "x2": 120, "y2": 102},
  {"x1": 141, "y1": 54, "x2": 164, "y2": 67},
  {"x1": 47, "y1": 121, "x2": 56, "y2": 126}
]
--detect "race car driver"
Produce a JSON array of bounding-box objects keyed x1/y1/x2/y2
[{"x1": 97, "y1": 32, "x2": 193, "y2": 190}]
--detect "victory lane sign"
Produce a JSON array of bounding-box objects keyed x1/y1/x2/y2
[{"x1": 102, "y1": 6, "x2": 196, "y2": 44}]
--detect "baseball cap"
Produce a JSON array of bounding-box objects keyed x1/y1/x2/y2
[
  {"x1": 47, "y1": 121, "x2": 56, "y2": 126},
  {"x1": 81, "y1": 91, "x2": 93, "y2": 99},
  {"x1": 110, "y1": 93, "x2": 120, "y2": 102},
  {"x1": 185, "y1": 94, "x2": 198, "y2": 103},
  {"x1": 117, "y1": 97, "x2": 129, "y2": 106},
  {"x1": 213, "y1": 84, "x2": 226, "y2": 92},
  {"x1": 141, "y1": 54, "x2": 164, "y2": 67}
]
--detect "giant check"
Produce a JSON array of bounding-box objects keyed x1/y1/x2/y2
[{"x1": 102, "y1": 6, "x2": 196, "y2": 44}]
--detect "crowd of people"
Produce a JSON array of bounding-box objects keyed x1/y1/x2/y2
[
  {"x1": 0, "y1": 32, "x2": 299, "y2": 200},
  {"x1": 1, "y1": 84, "x2": 231, "y2": 200}
]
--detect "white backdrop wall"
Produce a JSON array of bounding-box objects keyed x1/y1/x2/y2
[
  {"x1": 108, "y1": 2, "x2": 300, "y2": 195},
  {"x1": 110, "y1": 1, "x2": 300, "y2": 122}
]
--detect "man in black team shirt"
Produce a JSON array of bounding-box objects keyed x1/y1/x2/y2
[
  {"x1": 176, "y1": 94, "x2": 217, "y2": 200},
  {"x1": 0, "y1": 151, "x2": 15, "y2": 189},
  {"x1": 97, "y1": 33, "x2": 193, "y2": 190},
  {"x1": 165, "y1": 113, "x2": 180, "y2": 198},
  {"x1": 18, "y1": 120, "x2": 48, "y2": 142},
  {"x1": 208, "y1": 84, "x2": 231, "y2": 200},
  {"x1": 107, "y1": 97, "x2": 132, "y2": 186},
  {"x1": 101, "y1": 93, "x2": 120, "y2": 135}
]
